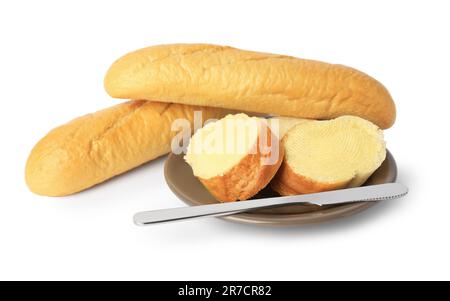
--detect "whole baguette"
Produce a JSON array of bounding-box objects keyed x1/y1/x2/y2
[
  {"x1": 104, "y1": 44, "x2": 396, "y2": 129},
  {"x1": 25, "y1": 100, "x2": 228, "y2": 196}
]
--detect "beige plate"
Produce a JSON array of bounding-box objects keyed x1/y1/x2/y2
[{"x1": 164, "y1": 150, "x2": 397, "y2": 226}]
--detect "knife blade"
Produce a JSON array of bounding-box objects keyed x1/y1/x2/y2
[{"x1": 134, "y1": 183, "x2": 408, "y2": 225}]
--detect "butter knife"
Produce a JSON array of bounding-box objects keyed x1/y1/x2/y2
[{"x1": 134, "y1": 183, "x2": 408, "y2": 225}]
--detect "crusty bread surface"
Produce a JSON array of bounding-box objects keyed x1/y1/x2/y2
[
  {"x1": 105, "y1": 44, "x2": 396, "y2": 129},
  {"x1": 185, "y1": 114, "x2": 283, "y2": 202},
  {"x1": 271, "y1": 116, "x2": 386, "y2": 196},
  {"x1": 25, "y1": 100, "x2": 228, "y2": 196}
]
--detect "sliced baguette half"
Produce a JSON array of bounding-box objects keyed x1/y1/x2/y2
[
  {"x1": 185, "y1": 114, "x2": 283, "y2": 202},
  {"x1": 271, "y1": 116, "x2": 386, "y2": 196}
]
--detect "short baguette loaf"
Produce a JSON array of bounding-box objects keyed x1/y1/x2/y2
[
  {"x1": 25, "y1": 100, "x2": 228, "y2": 196},
  {"x1": 105, "y1": 44, "x2": 396, "y2": 129}
]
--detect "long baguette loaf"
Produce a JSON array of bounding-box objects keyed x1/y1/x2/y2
[
  {"x1": 25, "y1": 100, "x2": 228, "y2": 196},
  {"x1": 104, "y1": 44, "x2": 396, "y2": 129}
]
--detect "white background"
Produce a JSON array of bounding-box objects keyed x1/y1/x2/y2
[{"x1": 0, "y1": 0, "x2": 449, "y2": 281}]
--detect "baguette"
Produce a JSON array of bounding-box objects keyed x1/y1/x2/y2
[
  {"x1": 184, "y1": 114, "x2": 283, "y2": 202},
  {"x1": 271, "y1": 116, "x2": 386, "y2": 195},
  {"x1": 104, "y1": 44, "x2": 396, "y2": 129},
  {"x1": 25, "y1": 100, "x2": 229, "y2": 196}
]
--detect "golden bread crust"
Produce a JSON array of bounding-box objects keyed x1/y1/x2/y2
[
  {"x1": 105, "y1": 44, "x2": 395, "y2": 129},
  {"x1": 25, "y1": 100, "x2": 228, "y2": 196}
]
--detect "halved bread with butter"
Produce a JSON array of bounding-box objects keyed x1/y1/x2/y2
[
  {"x1": 271, "y1": 116, "x2": 386, "y2": 196},
  {"x1": 185, "y1": 114, "x2": 283, "y2": 202}
]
